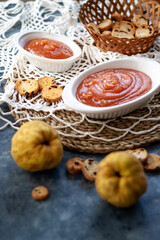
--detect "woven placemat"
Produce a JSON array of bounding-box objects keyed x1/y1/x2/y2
[
  {"x1": 1, "y1": 0, "x2": 160, "y2": 154},
  {"x1": 7, "y1": 80, "x2": 160, "y2": 153}
]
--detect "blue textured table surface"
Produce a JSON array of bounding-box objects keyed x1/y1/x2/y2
[
  {"x1": 1, "y1": 6, "x2": 160, "y2": 239},
  {"x1": 1, "y1": 102, "x2": 160, "y2": 240}
]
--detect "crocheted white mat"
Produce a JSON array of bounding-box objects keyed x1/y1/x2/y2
[{"x1": 0, "y1": 0, "x2": 160, "y2": 143}]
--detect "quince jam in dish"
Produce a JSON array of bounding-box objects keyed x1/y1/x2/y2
[
  {"x1": 24, "y1": 38, "x2": 73, "y2": 59},
  {"x1": 76, "y1": 68, "x2": 152, "y2": 107}
]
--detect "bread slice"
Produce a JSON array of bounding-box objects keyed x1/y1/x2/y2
[
  {"x1": 112, "y1": 29, "x2": 134, "y2": 39},
  {"x1": 82, "y1": 158, "x2": 99, "y2": 181},
  {"x1": 87, "y1": 22, "x2": 100, "y2": 34},
  {"x1": 126, "y1": 148, "x2": 148, "y2": 164},
  {"x1": 97, "y1": 19, "x2": 112, "y2": 31},
  {"x1": 41, "y1": 84, "x2": 63, "y2": 102},
  {"x1": 144, "y1": 153, "x2": 160, "y2": 171},
  {"x1": 15, "y1": 79, "x2": 39, "y2": 98},
  {"x1": 66, "y1": 157, "x2": 84, "y2": 174},
  {"x1": 111, "y1": 13, "x2": 131, "y2": 22},
  {"x1": 101, "y1": 30, "x2": 112, "y2": 37},
  {"x1": 133, "y1": 15, "x2": 148, "y2": 27},
  {"x1": 38, "y1": 76, "x2": 55, "y2": 90},
  {"x1": 113, "y1": 20, "x2": 135, "y2": 34},
  {"x1": 135, "y1": 25, "x2": 154, "y2": 38}
]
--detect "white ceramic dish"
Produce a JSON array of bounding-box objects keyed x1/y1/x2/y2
[
  {"x1": 15, "y1": 30, "x2": 81, "y2": 72},
  {"x1": 62, "y1": 57, "x2": 160, "y2": 119}
]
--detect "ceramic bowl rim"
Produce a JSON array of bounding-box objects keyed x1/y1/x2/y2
[
  {"x1": 15, "y1": 30, "x2": 82, "y2": 63},
  {"x1": 62, "y1": 57, "x2": 160, "y2": 115}
]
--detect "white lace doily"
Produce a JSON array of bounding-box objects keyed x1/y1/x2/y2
[{"x1": 0, "y1": 0, "x2": 160, "y2": 146}]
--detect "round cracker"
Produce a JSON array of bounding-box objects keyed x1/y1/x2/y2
[
  {"x1": 38, "y1": 76, "x2": 55, "y2": 90},
  {"x1": 133, "y1": 15, "x2": 148, "y2": 27},
  {"x1": 41, "y1": 84, "x2": 63, "y2": 103},
  {"x1": 87, "y1": 22, "x2": 101, "y2": 34},
  {"x1": 111, "y1": 13, "x2": 131, "y2": 22},
  {"x1": 126, "y1": 148, "x2": 148, "y2": 164},
  {"x1": 32, "y1": 186, "x2": 49, "y2": 200},
  {"x1": 144, "y1": 153, "x2": 160, "y2": 171},
  {"x1": 97, "y1": 19, "x2": 112, "y2": 31},
  {"x1": 135, "y1": 25, "x2": 154, "y2": 38},
  {"x1": 82, "y1": 158, "x2": 99, "y2": 181},
  {"x1": 101, "y1": 30, "x2": 112, "y2": 38},
  {"x1": 66, "y1": 157, "x2": 84, "y2": 174},
  {"x1": 15, "y1": 79, "x2": 39, "y2": 98}
]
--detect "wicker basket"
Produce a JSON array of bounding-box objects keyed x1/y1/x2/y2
[{"x1": 79, "y1": 0, "x2": 160, "y2": 55}]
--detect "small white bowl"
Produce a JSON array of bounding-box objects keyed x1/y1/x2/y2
[
  {"x1": 62, "y1": 57, "x2": 160, "y2": 119},
  {"x1": 15, "y1": 30, "x2": 81, "y2": 72}
]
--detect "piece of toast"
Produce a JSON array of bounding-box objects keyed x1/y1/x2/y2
[
  {"x1": 144, "y1": 153, "x2": 160, "y2": 171},
  {"x1": 97, "y1": 19, "x2": 112, "y2": 31},
  {"x1": 15, "y1": 79, "x2": 39, "y2": 98},
  {"x1": 101, "y1": 30, "x2": 112, "y2": 37},
  {"x1": 41, "y1": 84, "x2": 63, "y2": 103},
  {"x1": 112, "y1": 29, "x2": 135, "y2": 38},
  {"x1": 111, "y1": 13, "x2": 132, "y2": 22},
  {"x1": 38, "y1": 76, "x2": 55, "y2": 90},
  {"x1": 126, "y1": 148, "x2": 148, "y2": 164},
  {"x1": 135, "y1": 25, "x2": 154, "y2": 38},
  {"x1": 133, "y1": 15, "x2": 148, "y2": 27},
  {"x1": 87, "y1": 22, "x2": 101, "y2": 34},
  {"x1": 82, "y1": 158, "x2": 99, "y2": 181},
  {"x1": 66, "y1": 157, "x2": 84, "y2": 174},
  {"x1": 113, "y1": 20, "x2": 135, "y2": 34}
]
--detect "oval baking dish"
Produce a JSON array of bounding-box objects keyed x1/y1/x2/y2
[
  {"x1": 15, "y1": 30, "x2": 82, "y2": 72},
  {"x1": 62, "y1": 57, "x2": 160, "y2": 119}
]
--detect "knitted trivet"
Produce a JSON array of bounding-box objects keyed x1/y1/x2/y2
[
  {"x1": 6, "y1": 77, "x2": 160, "y2": 153},
  {"x1": 1, "y1": 0, "x2": 160, "y2": 154}
]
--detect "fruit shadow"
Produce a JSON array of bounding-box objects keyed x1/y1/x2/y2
[
  {"x1": 65, "y1": 170, "x2": 96, "y2": 189},
  {"x1": 90, "y1": 199, "x2": 148, "y2": 235}
]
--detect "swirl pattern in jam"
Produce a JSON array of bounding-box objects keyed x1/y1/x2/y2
[{"x1": 76, "y1": 68, "x2": 152, "y2": 107}]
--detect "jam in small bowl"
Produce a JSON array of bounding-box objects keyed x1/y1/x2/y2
[{"x1": 15, "y1": 30, "x2": 82, "y2": 72}]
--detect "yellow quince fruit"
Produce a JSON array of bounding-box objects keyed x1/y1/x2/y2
[
  {"x1": 11, "y1": 120, "x2": 63, "y2": 172},
  {"x1": 95, "y1": 151, "x2": 147, "y2": 208}
]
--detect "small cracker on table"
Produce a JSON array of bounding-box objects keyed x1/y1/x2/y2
[
  {"x1": 126, "y1": 148, "x2": 148, "y2": 165},
  {"x1": 66, "y1": 157, "x2": 84, "y2": 175},
  {"x1": 82, "y1": 158, "x2": 99, "y2": 181},
  {"x1": 38, "y1": 76, "x2": 55, "y2": 90},
  {"x1": 32, "y1": 186, "x2": 49, "y2": 200},
  {"x1": 15, "y1": 79, "x2": 39, "y2": 98},
  {"x1": 41, "y1": 84, "x2": 63, "y2": 103},
  {"x1": 144, "y1": 153, "x2": 160, "y2": 171}
]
